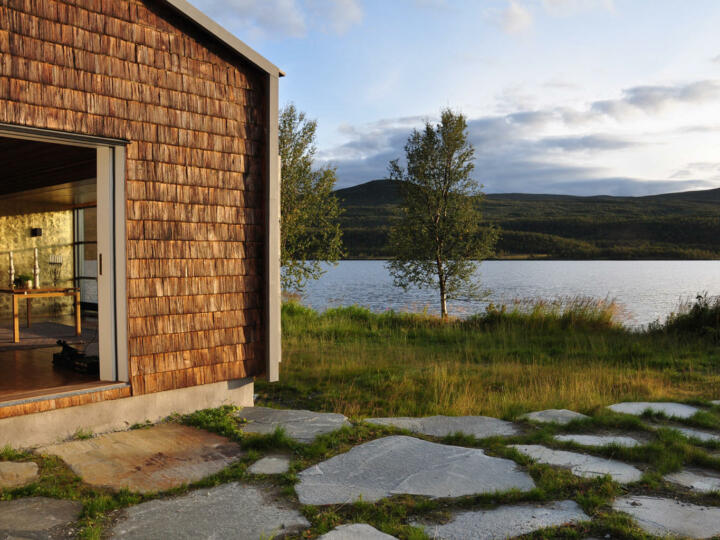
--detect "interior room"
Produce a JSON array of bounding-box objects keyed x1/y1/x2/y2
[{"x1": 0, "y1": 136, "x2": 104, "y2": 404}]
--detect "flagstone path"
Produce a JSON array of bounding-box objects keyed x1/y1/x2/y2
[
  {"x1": 612, "y1": 496, "x2": 720, "y2": 538},
  {"x1": 38, "y1": 423, "x2": 243, "y2": 493},
  {"x1": 2, "y1": 400, "x2": 720, "y2": 538},
  {"x1": 511, "y1": 444, "x2": 643, "y2": 483},
  {"x1": 553, "y1": 434, "x2": 641, "y2": 448},
  {"x1": 417, "y1": 500, "x2": 590, "y2": 540},
  {"x1": 318, "y1": 524, "x2": 397, "y2": 539},
  {"x1": 366, "y1": 415, "x2": 520, "y2": 438},
  {"x1": 0, "y1": 497, "x2": 82, "y2": 538},
  {"x1": 111, "y1": 483, "x2": 309, "y2": 539},
  {"x1": 520, "y1": 409, "x2": 589, "y2": 424},
  {"x1": 0, "y1": 461, "x2": 38, "y2": 489},
  {"x1": 236, "y1": 406, "x2": 350, "y2": 443},
  {"x1": 295, "y1": 435, "x2": 536, "y2": 505},
  {"x1": 607, "y1": 401, "x2": 700, "y2": 419}
]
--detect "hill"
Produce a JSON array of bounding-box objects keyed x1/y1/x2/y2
[{"x1": 335, "y1": 179, "x2": 720, "y2": 259}]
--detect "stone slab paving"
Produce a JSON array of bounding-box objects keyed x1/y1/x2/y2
[
  {"x1": 237, "y1": 407, "x2": 350, "y2": 443},
  {"x1": 553, "y1": 434, "x2": 641, "y2": 448},
  {"x1": 417, "y1": 500, "x2": 589, "y2": 540},
  {"x1": 112, "y1": 482, "x2": 309, "y2": 539},
  {"x1": 665, "y1": 468, "x2": 720, "y2": 493},
  {"x1": 511, "y1": 444, "x2": 643, "y2": 484},
  {"x1": 365, "y1": 415, "x2": 519, "y2": 438},
  {"x1": 607, "y1": 401, "x2": 699, "y2": 419},
  {"x1": 296, "y1": 435, "x2": 535, "y2": 505},
  {"x1": 0, "y1": 497, "x2": 82, "y2": 536},
  {"x1": 521, "y1": 409, "x2": 589, "y2": 425},
  {"x1": 39, "y1": 423, "x2": 242, "y2": 493},
  {"x1": 613, "y1": 496, "x2": 720, "y2": 538},
  {"x1": 711, "y1": 400, "x2": 720, "y2": 406},
  {"x1": 667, "y1": 425, "x2": 720, "y2": 443},
  {"x1": 0, "y1": 462, "x2": 38, "y2": 489},
  {"x1": 248, "y1": 454, "x2": 291, "y2": 475},
  {"x1": 318, "y1": 524, "x2": 397, "y2": 539}
]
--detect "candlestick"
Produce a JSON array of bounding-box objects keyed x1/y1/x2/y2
[{"x1": 8, "y1": 251, "x2": 14, "y2": 288}]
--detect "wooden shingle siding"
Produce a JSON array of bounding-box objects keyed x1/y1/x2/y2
[{"x1": 0, "y1": 0, "x2": 268, "y2": 394}]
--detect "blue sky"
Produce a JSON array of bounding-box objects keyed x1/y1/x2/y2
[{"x1": 191, "y1": 0, "x2": 720, "y2": 195}]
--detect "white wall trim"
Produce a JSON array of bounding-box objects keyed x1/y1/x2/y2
[
  {"x1": 265, "y1": 74, "x2": 281, "y2": 382},
  {"x1": 113, "y1": 146, "x2": 129, "y2": 382}
]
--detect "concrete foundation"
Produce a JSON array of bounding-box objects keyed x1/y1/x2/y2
[{"x1": 0, "y1": 378, "x2": 254, "y2": 448}]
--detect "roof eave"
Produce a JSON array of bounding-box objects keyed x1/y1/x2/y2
[{"x1": 160, "y1": 0, "x2": 285, "y2": 78}]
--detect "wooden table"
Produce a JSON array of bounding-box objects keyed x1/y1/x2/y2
[{"x1": 0, "y1": 287, "x2": 81, "y2": 343}]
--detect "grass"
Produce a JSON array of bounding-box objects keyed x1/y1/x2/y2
[
  {"x1": 3, "y1": 297, "x2": 720, "y2": 539},
  {"x1": 256, "y1": 299, "x2": 720, "y2": 420}
]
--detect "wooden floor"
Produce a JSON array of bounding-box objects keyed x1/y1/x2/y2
[
  {"x1": 0, "y1": 345, "x2": 102, "y2": 402},
  {"x1": 0, "y1": 314, "x2": 106, "y2": 404}
]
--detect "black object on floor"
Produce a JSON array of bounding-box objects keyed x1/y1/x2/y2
[{"x1": 53, "y1": 340, "x2": 99, "y2": 376}]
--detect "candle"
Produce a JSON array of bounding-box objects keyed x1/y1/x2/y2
[
  {"x1": 34, "y1": 248, "x2": 40, "y2": 288},
  {"x1": 8, "y1": 251, "x2": 14, "y2": 288}
]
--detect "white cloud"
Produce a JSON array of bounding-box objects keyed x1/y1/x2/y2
[
  {"x1": 502, "y1": 1, "x2": 533, "y2": 34},
  {"x1": 190, "y1": 0, "x2": 362, "y2": 39},
  {"x1": 541, "y1": 0, "x2": 615, "y2": 15},
  {"x1": 307, "y1": 0, "x2": 364, "y2": 35}
]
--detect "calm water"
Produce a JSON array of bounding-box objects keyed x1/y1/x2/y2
[{"x1": 299, "y1": 260, "x2": 720, "y2": 327}]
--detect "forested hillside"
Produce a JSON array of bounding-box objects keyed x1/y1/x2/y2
[{"x1": 337, "y1": 180, "x2": 720, "y2": 259}]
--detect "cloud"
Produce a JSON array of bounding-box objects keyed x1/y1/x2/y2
[
  {"x1": 190, "y1": 0, "x2": 362, "y2": 39},
  {"x1": 590, "y1": 81, "x2": 720, "y2": 118},
  {"x1": 307, "y1": 0, "x2": 363, "y2": 35},
  {"x1": 541, "y1": 0, "x2": 615, "y2": 15},
  {"x1": 319, "y1": 78, "x2": 720, "y2": 195},
  {"x1": 712, "y1": 54, "x2": 720, "y2": 64},
  {"x1": 501, "y1": 1, "x2": 533, "y2": 34}
]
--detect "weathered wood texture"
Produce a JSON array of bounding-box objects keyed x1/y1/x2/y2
[
  {"x1": 0, "y1": 384, "x2": 131, "y2": 419},
  {"x1": 0, "y1": 0, "x2": 268, "y2": 396}
]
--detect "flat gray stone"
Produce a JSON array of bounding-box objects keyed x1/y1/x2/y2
[
  {"x1": 665, "y1": 468, "x2": 720, "y2": 493},
  {"x1": 365, "y1": 415, "x2": 519, "y2": 438},
  {"x1": 511, "y1": 444, "x2": 642, "y2": 484},
  {"x1": 553, "y1": 434, "x2": 640, "y2": 448},
  {"x1": 0, "y1": 462, "x2": 38, "y2": 489},
  {"x1": 39, "y1": 423, "x2": 242, "y2": 493},
  {"x1": 237, "y1": 407, "x2": 350, "y2": 443},
  {"x1": 296, "y1": 435, "x2": 535, "y2": 505},
  {"x1": 112, "y1": 483, "x2": 309, "y2": 539},
  {"x1": 521, "y1": 409, "x2": 589, "y2": 425},
  {"x1": 607, "y1": 401, "x2": 699, "y2": 419},
  {"x1": 711, "y1": 400, "x2": 720, "y2": 406},
  {"x1": 0, "y1": 497, "x2": 82, "y2": 534},
  {"x1": 418, "y1": 500, "x2": 589, "y2": 540},
  {"x1": 669, "y1": 426, "x2": 720, "y2": 443},
  {"x1": 318, "y1": 524, "x2": 397, "y2": 539},
  {"x1": 613, "y1": 496, "x2": 720, "y2": 538},
  {"x1": 248, "y1": 454, "x2": 291, "y2": 475}
]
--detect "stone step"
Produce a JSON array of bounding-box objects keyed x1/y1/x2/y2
[
  {"x1": 664, "y1": 468, "x2": 720, "y2": 493},
  {"x1": 607, "y1": 402, "x2": 700, "y2": 419},
  {"x1": 236, "y1": 406, "x2": 350, "y2": 443},
  {"x1": 521, "y1": 409, "x2": 589, "y2": 425},
  {"x1": 553, "y1": 434, "x2": 641, "y2": 448}
]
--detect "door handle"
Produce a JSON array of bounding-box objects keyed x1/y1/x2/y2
[{"x1": 99, "y1": 253, "x2": 102, "y2": 276}]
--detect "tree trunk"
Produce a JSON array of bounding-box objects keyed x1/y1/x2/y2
[{"x1": 437, "y1": 258, "x2": 448, "y2": 319}]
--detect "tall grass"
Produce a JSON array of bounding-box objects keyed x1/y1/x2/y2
[{"x1": 257, "y1": 298, "x2": 720, "y2": 419}]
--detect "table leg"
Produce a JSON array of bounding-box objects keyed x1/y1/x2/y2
[
  {"x1": 75, "y1": 291, "x2": 81, "y2": 336},
  {"x1": 12, "y1": 295, "x2": 19, "y2": 343},
  {"x1": 26, "y1": 298, "x2": 31, "y2": 328}
]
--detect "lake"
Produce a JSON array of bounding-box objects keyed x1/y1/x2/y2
[{"x1": 298, "y1": 260, "x2": 720, "y2": 327}]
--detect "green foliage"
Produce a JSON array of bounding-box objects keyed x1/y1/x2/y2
[
  {"x1": 335, "y1": 179, "x2": 720, "y2": 260},
  {"x1": 655, "y1": 293, "x2": 720, "y2": 341},
  {"x1": 280, "y1": 103, "x2": 343, "y2": 291},
  {"x1": 387, "y1": 109, "x2": 498, "y2": 317}
]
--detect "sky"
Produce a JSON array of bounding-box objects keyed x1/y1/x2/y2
[{"x1": 191, "y1": 0, "x2": 720, "y2": 196}]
